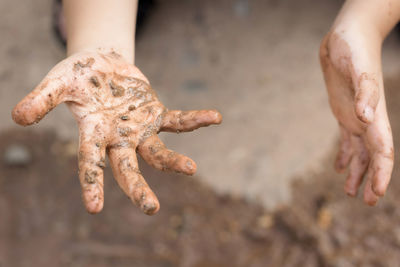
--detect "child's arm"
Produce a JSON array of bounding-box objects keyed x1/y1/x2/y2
[
  {"x1": 64, "y1": 0, "x2": 136, "y2": 63},
  {"x1": 320, "y1": 0, "x2": 400, "y2": 205},
  {"x1": 12, "y1": 0, "x2": 222, "y2": 215}
]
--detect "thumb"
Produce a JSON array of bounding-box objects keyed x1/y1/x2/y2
[
  {"x1": 12, "y1": 71, "x2": 67, "y2": 126},
  {"x1": 354, "y1": 73, "x2": 380, "y2": 124}
]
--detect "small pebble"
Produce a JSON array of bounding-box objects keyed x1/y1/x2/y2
[
  {"x1": 257, "y1": 214, "x2": 274, "y2": 229},
  {"x1": 3, "y1": 144, "x2": 32, "y2": 166},
  {"x1": 317, "y1": 207, "x2": 332, "y2": 230}
]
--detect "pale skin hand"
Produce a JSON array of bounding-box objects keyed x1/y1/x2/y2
[
  {"x1": 11, "y1": 0, "x2": 222, "y2": 215},
  {"x1": 320, "y1": 0, "x2": 400, "y2": 205},
  {"x1": 12, "y1": 50, "x2": 222, "y2": 214}
]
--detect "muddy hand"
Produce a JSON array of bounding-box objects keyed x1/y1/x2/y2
[
  {"x1": 320, "y1": 31, "x2": 393, "y2": 206},
  {"x1": 12, "y1": 50, "x2": 222, "y2": 214}
]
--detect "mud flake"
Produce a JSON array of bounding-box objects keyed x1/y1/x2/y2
[
  {"x1": 73, "y1": 58, "x2": 95, "y2": 71},
  {"x1": 90, "y1": 76, "x2": 100, "y2": 87},
  {"x1": 85, "y1": 170, "x2": 98, "y2": 184},
  {"x1": 96, "y1": 158, "x2": 106, "y2": 169},
  {"x1": 109, "y1": 80, "x2": 125, "y2": 97},
  {"x1": 118, "y1": 127, "x2": 132, "y2": 137}
]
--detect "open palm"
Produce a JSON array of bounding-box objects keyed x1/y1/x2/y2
[{"x1": 12, "y1": 50, "x2": 222, "y2": 214}]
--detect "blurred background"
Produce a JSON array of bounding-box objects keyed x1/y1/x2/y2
[{"x1": 1, "y1": 0, "x2": 400, "y2": 266}]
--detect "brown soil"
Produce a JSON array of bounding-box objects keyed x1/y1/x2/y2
[{"x1": 1, "y1": 75, "x2": 400, "y2": 267}]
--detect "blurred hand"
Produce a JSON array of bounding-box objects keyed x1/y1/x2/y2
[
  {"x1": 320, "y1": 29, "x2": 393, "y2": 205},
  {"x1": 12, "y1": 50, "x2": 222, "y2": 214}
]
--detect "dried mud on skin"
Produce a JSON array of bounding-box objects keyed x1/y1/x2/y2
[
  {"x1": 12, "y1": 51, "x2": 222, "y2": 215},
  {"x1": 1, "y1": 76, "x2": 400, "y2": 266}
]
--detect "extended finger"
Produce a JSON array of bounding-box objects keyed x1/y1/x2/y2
[
  {"x1": 363, "y1": 174, "x2": 379, "y2": 206},
  {"x1": 369, "y1": 150, "x2": 394, "y2": 197},
  {"x1": 369, "y1": 140, "x2": 394, "y2": 197},
  {"x1": 335, "y1": 126, "x2": 352, "y2": 173},
  {"x1": 137, "y1": 135, "x2": 197, "y2": 175},
  {"x1": 78, "y1": 136, "x2": 106, "y2": 214},
  {"x1": 108, "y1": 145, "x2": 159, "y2": 215},
  {"x1": 344, "y1": 136, "x2": 369, "y2": 197},
  {"x1": 12, "y1": 72, "x2": 67, "y2": 126},
  {"x1": 366, "y1": 104, "x2": 394, "y2": 197},
  {"x1": 160, "y1": 109, "x2": 222, "y2": 133}
]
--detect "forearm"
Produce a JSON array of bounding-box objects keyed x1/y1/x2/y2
[
  {"x1": 64, "y1": 0, "x2": 137, "y2": 64},
  {"x1": 333, "y1": 0, "x2": 400, "y2": 43},
  {"x1": 323, "y1": 0, "x2": 400, "y2": 82}
]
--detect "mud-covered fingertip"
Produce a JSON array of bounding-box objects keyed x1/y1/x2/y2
[
  {"x1": 82, "y1": 186, "x2": 104, "y2": 214},
  {"x1": 183, "y1": 159, "x2": 197, "y2": 175},
  {"x1": 84, "y1": 199, "x2": 104, "y2": 214},
  {"x1": 11, "y1": 103, "x2": 35, "y2": 126},
  {"x1": 135, "y1": 187, "x2": 160, "y2": 215},
  {"x1": 141, "y1": 199, "x2": 160, "y2": 215},
  {"x1": 210, "y1": 110, "x2": 223, "y2": 124}
]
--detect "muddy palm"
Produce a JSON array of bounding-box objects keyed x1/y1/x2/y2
[{"x1": 12, "y1": 50, "x2": 222, "y2": 214}]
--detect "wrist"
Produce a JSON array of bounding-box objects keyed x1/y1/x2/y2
[
  {"x1": 334, "y1": 22, "x2": 381, "y2": 47},
  {"x1": 67, "y1": 43, "x2": 134, "y2": 64},
  {"x1": 334, "y1": 0, "x2": 400, "y2": 43}
]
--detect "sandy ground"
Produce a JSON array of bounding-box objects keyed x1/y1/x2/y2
[{"x1": 0, "y1": 0, "x2": 346, "y2": 209}]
